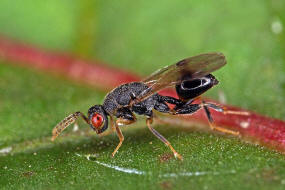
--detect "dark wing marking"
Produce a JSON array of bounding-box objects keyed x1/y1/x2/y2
[{"x1": 138, "y1": 52, "x2": 226, "y2": 100}]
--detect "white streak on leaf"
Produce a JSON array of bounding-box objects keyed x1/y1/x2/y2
[
  {"x1": 75, "y1": 153, "x2": 236, "y2": 177},
  {"x1": 94, "y1": 160, "x2": 145, "y2": 175}
]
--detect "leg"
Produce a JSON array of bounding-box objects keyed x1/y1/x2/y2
[
  {"x1": 172, "y1": 102, "x2": 241, "y2": 136},
  {"x1": 158, "y1": 95, "x2": 184, "y2": 106},
  {"x1": 116, "y1": 107, "x2": 137, "y2": 123},
  {"x1": 201, "y1": 101, "x2": 249, "y2": 135},
  {"x1": 154, "y1": 95, "x2": 199, "y2": 114},
  {"x1": 201, "y1": 101, "x2": 239, "y2": 135},
  {"x1": 157, "y1": 95, "x2": 196, "y2": 110},
  {"x1": 203, "y1": 101, "x2": 250, "y2": 116},
  {"x1": 111, "y1": 117, "x2": 136, "y2": 157},
  {"x1": 112, "y1": 120, "x2": 124, "y2": 157},
  {"x1": 172, "y1": 103, "x2": 201, "y2": 115},
  {"x1": 51, "y1": 111, "x2": 89, "y2": 141},
  {"x1": 146, "y1": 117, "x2": 183, "y2": 160},
  {"x1": 153, "y1": 95, "x2": 185, "y2": 114}
]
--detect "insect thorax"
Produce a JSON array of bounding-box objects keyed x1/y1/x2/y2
[{"x1": 102, "y1": 82, "x2": 150, "y2": 115}]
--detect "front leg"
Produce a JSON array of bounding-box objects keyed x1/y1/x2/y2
[
  {"x1": 112, "y1": 120, "x2": 124, "y2": 157},
  {"x1": 111, "y1": 117, "x2": 136, "y2": 157},
  {"x1": 111, "y1": 107, "x2": 137, "y2": 157}
]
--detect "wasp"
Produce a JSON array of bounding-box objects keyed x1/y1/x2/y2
[{"x1": 51, "y1": 52, "x2": 246, "y2": 160}]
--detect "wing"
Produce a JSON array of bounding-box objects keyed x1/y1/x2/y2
[{"x1": 137, "y1": 52, "x2": 227, "y2": 100}]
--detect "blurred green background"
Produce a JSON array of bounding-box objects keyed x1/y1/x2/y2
[{"x1": 0, "y1": 0, "x2": 285, "y2": 189}]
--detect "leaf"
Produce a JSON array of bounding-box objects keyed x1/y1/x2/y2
[{"x1": 1, "y1": 0, "x2": 285, "y2": 189}]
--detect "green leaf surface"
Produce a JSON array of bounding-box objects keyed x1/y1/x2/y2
[{"x1": 0, "y1": 0, "x2": 285, "y2": 189}]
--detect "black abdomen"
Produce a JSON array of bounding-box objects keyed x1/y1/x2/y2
[{"x1": 175, "y1": 74, "x2": 219, "y2": 101}]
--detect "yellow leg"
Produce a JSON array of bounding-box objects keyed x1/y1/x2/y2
[
  {"x1": 111, "y1": 122, "x2": 124, "y2": 157},
  {"x1": 207, "y1": 121, "x2": 239, "y2": 136},
  {"x1": 146, "y1": 118, "x2": 183, "y2": 161},
  {"x1": 201, "y1": 101, "x2": 240, "y2": 136},
  {"x1": 223, "y1": 109, "x2": 250, "y2": 116},
  {"x1": 111, "y1": 117, "x2": 136, "y2": 157}
]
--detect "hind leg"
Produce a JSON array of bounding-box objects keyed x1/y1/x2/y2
[
  {"x1": 173, "y1": 101, "x2": 241, "y2": 135},
  {"x1": 201, "y1": 101, "x2": 239, "y2": 135}
]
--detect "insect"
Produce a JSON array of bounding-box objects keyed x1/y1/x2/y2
[{"x1": 52, "y1": 52, "x2": 245, "y2": 160}]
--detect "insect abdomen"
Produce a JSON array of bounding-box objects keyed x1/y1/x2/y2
[{"x1": 175, "y1": 74, "x2": 219, "y2": 101}]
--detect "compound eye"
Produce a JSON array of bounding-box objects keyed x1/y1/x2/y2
[{"x1": 91, "y1": 113, "x2": 104, "y2": 128}]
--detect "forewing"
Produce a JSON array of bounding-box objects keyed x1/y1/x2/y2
[{"x1": 139, "y1": 52, "x2": 226, "y2": 99}]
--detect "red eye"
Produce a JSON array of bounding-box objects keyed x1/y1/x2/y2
[{"x1": 91, "y1": 113, "x2": 104, "y2": 128}]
